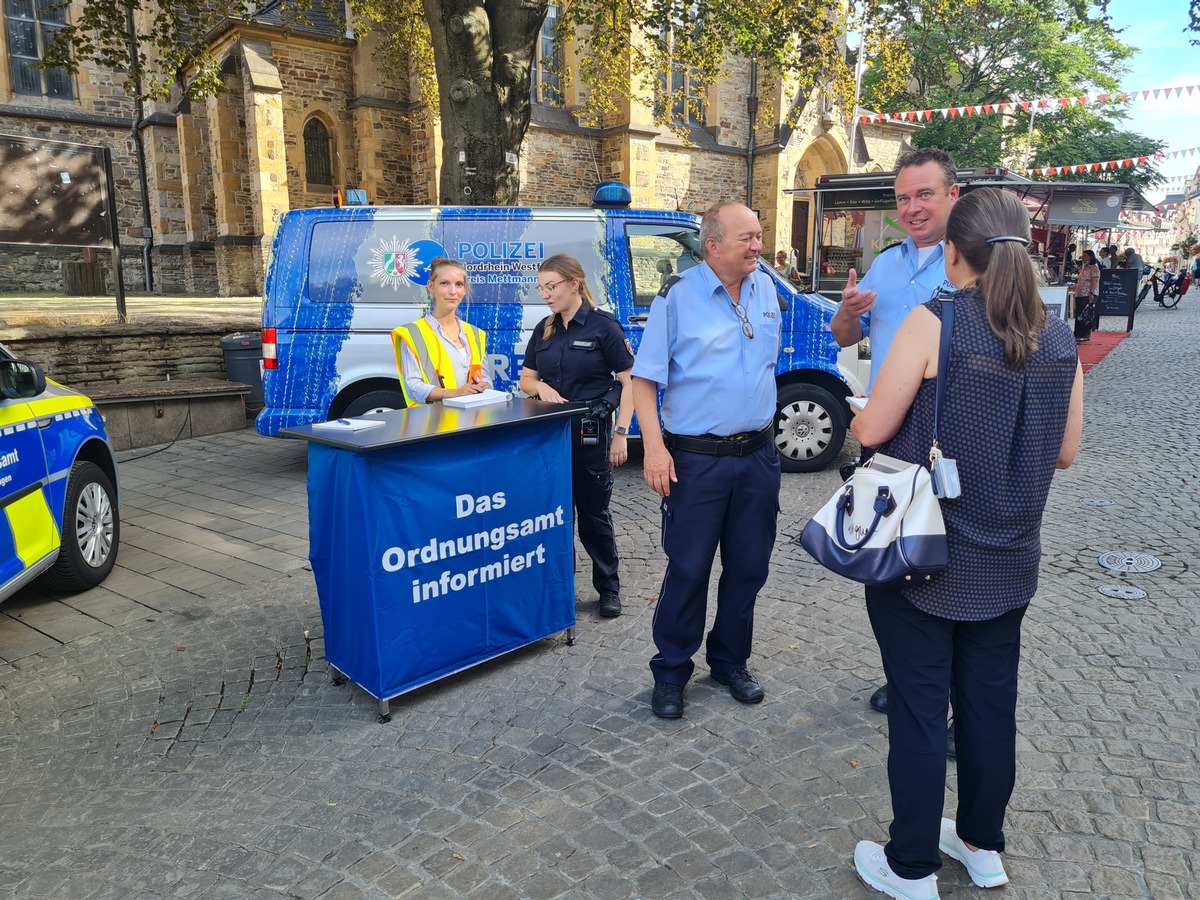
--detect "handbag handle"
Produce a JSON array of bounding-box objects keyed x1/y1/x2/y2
[{"x1": 833, "y1": 485, "x2": 896, "y2": 550}]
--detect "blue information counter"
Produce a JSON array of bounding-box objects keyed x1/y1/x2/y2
[{"x1": 283, "y1": 398, "x2": 581, "y2": 717}]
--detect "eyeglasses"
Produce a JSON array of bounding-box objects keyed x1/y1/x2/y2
[
  {"x1": 731, "y1": 301, "x2": 754, "y2": 339},
  {"x1": 537, "y1": 280, "x2": 564, "y2": 296}
]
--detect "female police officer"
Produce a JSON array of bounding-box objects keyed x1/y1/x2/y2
[{"x1": 520, "y1": 254, "x2": 634, "y2": 618}]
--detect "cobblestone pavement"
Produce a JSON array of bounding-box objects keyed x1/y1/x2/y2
[{"x1": 1, "y1": 300, "x2": 1197, "y2": 900}]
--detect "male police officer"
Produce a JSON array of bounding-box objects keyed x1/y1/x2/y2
[
  {"x1": 632, "y1": 201, "x2": 782, "y2": 719},
  {"x1": 830, "y1": 147, "x2": 959, "y2": 720}
]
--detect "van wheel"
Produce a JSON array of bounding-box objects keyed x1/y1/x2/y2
[
  {"x1": 342, "y1": 390, "x2": 407, "y2": 417},
  {"x1": 775, "y1": 383, "x2": 846, "y2": 473},
  {"x1": 39, "y1": 461, "x2": 119, "y2": 593}
]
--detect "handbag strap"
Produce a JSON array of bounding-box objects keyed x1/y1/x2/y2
[{"x1": 932, "y1": 295, "x2": 955, "y2": 449}]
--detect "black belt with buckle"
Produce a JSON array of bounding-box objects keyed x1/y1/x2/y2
[{"x1": 664, "y1": 426, "x2": 774, "y2": 457}]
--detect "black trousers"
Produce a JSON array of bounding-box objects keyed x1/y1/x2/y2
[
  {"x1": 572, "y1": 417, "x2": 619, "y2": 595},
  {"x1": 649, "y1": 441, "x2": 780, "y2": 685},
  {"x1": 865, "y1": 584, "x2": 1026, "y2": 879}
]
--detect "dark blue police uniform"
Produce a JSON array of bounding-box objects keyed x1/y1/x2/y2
[
  {"x1": 631, "y1": 262, "x2": 782, "y2": 687},
  {"x1": 523, "y1": 304, "x2": 633, "y2": 596}
]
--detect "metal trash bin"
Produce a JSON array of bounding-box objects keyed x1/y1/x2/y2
[{"x1": 220, "y1": 331, "x2": 264, "y2": 416}]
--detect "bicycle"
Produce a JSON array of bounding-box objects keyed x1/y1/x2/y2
[{"x1": 1136, "y1": 267, "x2": 1184, "y2": 309}]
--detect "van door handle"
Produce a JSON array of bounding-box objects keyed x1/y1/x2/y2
[{"x1": 628, "y1": 314, "x2": 649, "y2": 324}]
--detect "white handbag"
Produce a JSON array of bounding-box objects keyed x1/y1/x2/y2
[
  {"x1": 799, "y1": 452, "x2": 948, "y2": 585},
  {"x1": 799, "y1": 293, "x2": 957, "y2": 586}
]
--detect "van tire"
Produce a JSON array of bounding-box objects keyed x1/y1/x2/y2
[
  {"x1": 774, "y1": 383, "x2": 846, "y2": 473},
  {"x1": 342, "y1": 390, "x2": 407, "y2": 417},
  {"x1": 39, "y1": 461, "x2": 119, "y2": 593}
]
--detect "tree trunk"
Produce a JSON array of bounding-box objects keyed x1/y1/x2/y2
[{"x1": 424, "y1": 0, "x2": 547, "y2": 205}]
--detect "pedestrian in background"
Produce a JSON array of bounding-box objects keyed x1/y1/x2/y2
[
  {"x1": 632, "y1": 201, "x2": 781, "y2": 720},
  {"x1": 393, "y1": 258, "x2": 491, "y2": 405},
  {"x1": 849, "y1": 187, "x2": 1083, "y2": 900},
  {"x1": 520, "y1": 254, "x2": 634, "y2": 618},
  {"x1": 1072, "y1": 249, "x2": 1100, "y2": 342}
]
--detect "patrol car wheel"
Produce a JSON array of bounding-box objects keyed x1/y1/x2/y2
[
  {"x1": 39, "y1": 461, "x2": 119, "y2": 593},
  {"x1": 775, "y1": 383, "x2": 846, "y2": 473},
  {"x1": 341, "y1": 390, "x2": 406, "y2": 417}
]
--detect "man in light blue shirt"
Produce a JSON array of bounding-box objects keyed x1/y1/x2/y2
[
  {"x1": 831, "y1": 148, "x2": 959, "y2": 391},
  {"x1": 632, "y1": 201, "x2": 782, "y2": 720},
  {"x1": 830, "y1": 147, "x2": 960, "y2": 735}
]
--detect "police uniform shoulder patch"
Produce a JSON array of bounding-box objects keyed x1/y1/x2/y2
[
  {"x1": 878, "y1": 240, "x2": 904, "y2": 254},
  {"x1": 656, "y1": 274, "x2": 682, "y2": 298}
]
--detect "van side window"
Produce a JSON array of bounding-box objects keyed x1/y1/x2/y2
[{"x1": 626, "y1": 224, "x2": 702, "y2": 307}]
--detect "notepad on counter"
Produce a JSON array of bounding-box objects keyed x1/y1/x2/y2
[
  {"x1": 442, "y1": 389, "x2": 511, "y2": 409},
  {"x1": 310, "y1": 416, "x2": 387, "y2": 432}
]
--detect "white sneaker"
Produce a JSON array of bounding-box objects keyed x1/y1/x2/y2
[
  {"x1": 939, "y1": 818, "x2": 1009, "y2": 887},
  {"x1": 854, "y1": 841, "x2": 940, "y2": 900}
]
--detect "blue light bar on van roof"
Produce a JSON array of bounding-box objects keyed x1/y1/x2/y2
[{"x1": 592, "y1": 181, "x2": 633, "y2": 208}]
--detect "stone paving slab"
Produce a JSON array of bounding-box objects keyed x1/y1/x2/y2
[{"x1": 1, "y1": 299, "x2": 1199, "y2": 898}]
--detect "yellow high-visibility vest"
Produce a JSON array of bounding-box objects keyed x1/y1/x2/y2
[{"x1": 392, "y1": 317, "x2": 487, "y2": 406}]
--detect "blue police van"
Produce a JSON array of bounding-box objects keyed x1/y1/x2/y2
[
  {"x1": 1, "y1": 344, "x2": 120, "y2": 604},
  {"x1": 257, "y1": 182, "x2": 853, "y2": 472}
]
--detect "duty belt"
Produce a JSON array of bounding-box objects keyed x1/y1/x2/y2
[{"x1": 664, "y1": 426, "x2": 774, "y2": 457}]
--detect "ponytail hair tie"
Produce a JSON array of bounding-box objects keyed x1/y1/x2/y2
[{"x1": 985, "y1": 235, "x2": 1028, "y2": 245}]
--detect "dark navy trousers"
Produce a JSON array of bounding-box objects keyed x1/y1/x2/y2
[
  {"x1": 649, "y1": 442, "x2": 780, "y2": 685},
  {"x1": 573, "y1": 417, "x2": 619, "y2": 595},
  {"x1": 866, "y1": 584, "x2": 1027, "y2": 879}
]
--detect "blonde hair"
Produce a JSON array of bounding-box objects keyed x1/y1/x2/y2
[
  {"x1": 539, "y1": 254, "x2": 597, "y2": 341},
  {"x1": 946, "y1": 188, "x2": 1044, "y2": 369}
]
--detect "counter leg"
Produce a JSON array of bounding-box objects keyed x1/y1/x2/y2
[
  {"x1": 566, "y1": 626, "x2": 576, "y2": 646},
  {"x1": 378, "y1": 698, "x2": 391, "y2": 723}
]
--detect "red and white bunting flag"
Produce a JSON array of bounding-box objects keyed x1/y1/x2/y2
[
  {"x1": 924, "y1": 110, "x2": 934, "y2": 121},
  {"x1": 1078, "y1": 95, "x2": 1088, "y2": 105},
  {"x1": 1098, "y1": 93, "x2": 1108, "y2": 103},
  {"x1": 1020, "y1": 100, "x2": 1031, "y2": 112}
]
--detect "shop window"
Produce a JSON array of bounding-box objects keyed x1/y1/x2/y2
[
  {"x1": 4, "y1": 0, "x2": 74, "y2": 99},
  {"x1": 303, "y1": 118, "x2": 334, "y2": 188}
]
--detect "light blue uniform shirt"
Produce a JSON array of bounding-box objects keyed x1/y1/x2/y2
[
  {"x1": 632, "y1": 261, "x2": 780, "y2": 436},
  {"x1": 857, "y1": 237, "x2": 949, "y2": 390}
]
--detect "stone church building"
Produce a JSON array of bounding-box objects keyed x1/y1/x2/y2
[{"x1": 0, "y1": 2, "x2": 915, "y2": 297}]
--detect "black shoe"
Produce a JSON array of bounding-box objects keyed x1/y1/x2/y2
[
  {"x1": 712, "y1": 667, "x2": 765, "y2": 704},
  {"x1": 946, "y1": 716, "x2": 957, "y2": 759},
  {"x1": 869, "y1": 683, "x2": 888, "y2": 713},
  {"x1": 651, "y1": 682, "x2": 684, "y2": 719},
  {"x1": 598, "y1": 591, "x2": 622, "y2": 618},
  {"x1": 839, "y1": 459, "x2": 859, "y2": 482}
]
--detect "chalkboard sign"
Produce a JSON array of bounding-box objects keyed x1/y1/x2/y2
[{"x1": 1097, "y1": 268, "x2": 1137, "y2": 331}]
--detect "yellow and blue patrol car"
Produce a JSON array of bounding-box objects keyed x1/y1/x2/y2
[{"x1": 1, "y1": 343, "x2": 120, "y2": 603}]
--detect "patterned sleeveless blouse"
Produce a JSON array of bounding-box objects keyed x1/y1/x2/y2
[{"x1": 881, "y1": 288, "x2": 1078, "y2": 620}]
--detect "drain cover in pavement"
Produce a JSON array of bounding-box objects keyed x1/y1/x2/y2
[
  {"x1": 1097, "y1": 551, "x2": 1162, "y2": 573},
  {"x1": 1079, "y1": 498, "x2": 1114, "y2": 507},
  {"x1": 1098, "y1": 584, "x2": 1148, "y2": 600}
]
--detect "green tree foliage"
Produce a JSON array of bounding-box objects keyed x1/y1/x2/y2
[
  {"x1": 46, "y1": 1, "x2": 904, "y2": 204},
  {"x1": 859, "y1": 0, "x2": 1162, "y2": 188}
]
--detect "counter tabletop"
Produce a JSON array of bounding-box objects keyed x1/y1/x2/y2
[{"x1": 281, "y1": 397, "x2": 586, "y2": 452}]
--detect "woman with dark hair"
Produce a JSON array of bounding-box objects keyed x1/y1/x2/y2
[
  {"x1": 520, "y1": 254, "x2": 634, "y2": 618},
  {"x1": 392, "y1": 257, "x2": 491, "y2": 405},
  {"x1": 1072, "y1": 249, "x2": 1101, "y2": 342},
  {"x1": 848, "y1": 188, "x2": 1084, "y2": 900}
]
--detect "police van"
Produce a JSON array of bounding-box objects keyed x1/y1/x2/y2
[
  {"x1": 0, "y1": 344, "x2": 120, "y2": 604},
  {"x1": 257, "y1": 182, "x2": 853, "y2": 472}
]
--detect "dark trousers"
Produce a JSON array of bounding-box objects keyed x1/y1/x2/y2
[
  {"x1": 865, "y1": 584, "x2": 1026, "y2": 879},
  {"x1": 649, "y1": 442, "x2": 781, "y2": 685},
  {"x1": 573, "y1": 418, "x2": 619, "y2": 595}
]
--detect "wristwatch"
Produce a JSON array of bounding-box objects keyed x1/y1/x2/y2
[{"x1": 614, "y1": 425, "x2": 629, "y2": 435}]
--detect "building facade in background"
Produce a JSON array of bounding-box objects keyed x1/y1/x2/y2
[{"x1": 0, "y1": 2, "x2": 914, "y2": 297}]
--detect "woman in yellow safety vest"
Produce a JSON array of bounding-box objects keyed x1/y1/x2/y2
[{"x1": 392, "y1": 257, "x2": 491, "y2": 405}]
